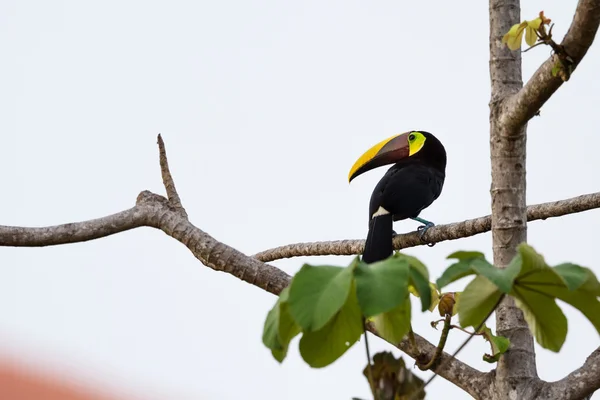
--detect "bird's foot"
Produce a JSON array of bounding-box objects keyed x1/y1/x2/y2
[{"x1": 412, "y1": 217, "x2": 436, "y2": 247}]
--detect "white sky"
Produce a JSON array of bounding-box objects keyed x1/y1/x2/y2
[{"x1": 1, "y1": 1, "x2": 599, "y2": 399}]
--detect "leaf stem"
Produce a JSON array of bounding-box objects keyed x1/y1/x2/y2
[
  {"x1": 450, "y1": 325, "x2": 484, "y2": 336},
  {"x1": 417, "y1": 314, "x2": 452, "y2": 371},
  {"x1": 419, "y1": 294, "x2": 506, "y2": 388},
  {"x1": 362, "y1": 318, "x2": 377, "y2": 398}
]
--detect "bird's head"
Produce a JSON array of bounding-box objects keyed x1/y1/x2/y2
[{"x1": 348, "y1": 130, "x2": 446, "y2": 183}]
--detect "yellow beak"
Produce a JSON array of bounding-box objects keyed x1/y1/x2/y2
[{"x1": 348, "y1": 132, "x2": 412, "y2": 183}]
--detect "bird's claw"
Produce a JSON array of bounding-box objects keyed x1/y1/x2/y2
[{"x1": 417, "y1": 222, "x2": 436, "y2": 247}]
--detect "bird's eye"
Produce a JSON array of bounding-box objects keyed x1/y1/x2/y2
[{"x1": 409, "y1": 134, "x2": 415, "y2": 141}]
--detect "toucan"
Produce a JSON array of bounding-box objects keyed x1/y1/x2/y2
[{"x1": 348, "y1": 131, "x2": 447, "y2": 264}]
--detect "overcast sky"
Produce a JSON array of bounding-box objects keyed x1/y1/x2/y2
[{"x1": 1, "y1": 1, "x2": 599, "y2": 399}]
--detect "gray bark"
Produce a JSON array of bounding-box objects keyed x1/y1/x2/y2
[
  {"x1": 487, "y1": 0, "x2": 600, "y2": 399},
  {"x1": 253, "y1": 192, "x2": 600, "y2": 262},
  {"x1": 488, "y1": 1, "x2": 537, "y2": 398}
]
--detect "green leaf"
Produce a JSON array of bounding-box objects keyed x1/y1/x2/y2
[
  {"x1": 262, "y1": 287, "x2": 301, "y2": 363},
  {"x1": 409, "y1": 265, "x2": 432, "y2": 311},
  {"x1": 510, "y1": 244, "x2": 600, "y2": 351},
  {"x1": 553, "y1": 263, "x2": 590, "y2": 291},
  {"x1": 470, "y1": 257, "x2": 520, "y2": 294},
  {"x1": 447, "y1": 251, "x2": 486, "y2": 260},
  {"x1": 516, "y1": 263, "x2": 600, "y2": 336},
  {"x1": 272, "y1": 301, "x2": 302, "y2": 362},
  {"x1": 513, "y1": 287, "x2": 567, "y2": 352},
  {"x1": 299, "y1": 283, "x2": 363, "y2": 368},
  {"x1": 288, "y1": 264, "x2": 354, "y2": 332},
  {"x1": 517, "y1": 243, "x2": 547, "y2": 274},
  {"x1": 397, "y1": 253, "x2": 429, "y2": 280},
  {"x1": 436, "y1": 261, "x2": 476, "y2": 290},
  {"x1": 437, "y1": 251, "x2": 519, "y2": 292},
  {"x1": 449, "y1": 244, "x2": 600, "y2": 354},
  {"x1": 576, "y1": 267, "x2": 600, "y2": 296},
  {"x1": 478, "y1": 325, "x2": 510, "y2": 363},
  {"x1": 458, "y1": 276, "x2": 503, "y2": 328},
  {"x1": 550, "y1": 287, "x2": 600, "y2": 336},
  {"x1": 371, "y1": 296, "x2": 412, "y2": 343},
  {"x1": 354, "y1": 257, "x2": 410, "y2": 317},
  {"x1": 262, "y1": 299, "x2": 281, "y2": 350}
]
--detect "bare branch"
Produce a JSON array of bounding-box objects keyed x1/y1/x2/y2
[
  {"x1": 0, "y1": 207, "x2": 147, "y2": 247},
  {"x1": 157, "y1": 133, "x2": 187, "y2": 218},
  {"x1": 253, "y1": 192, "x2": 600, "y2": 262},
  {"x1": 0, "y1": 135, "x2": 491, "y2": 394},
  {"x1": 500, "y1": 0, "x2": 600, "y2": 131},
  {"x1": 0, "y1": 203, "x2": 490, "y2": 395},
  {"x1": 538, "y1": 347, "x2": 600, "y2": 400}
]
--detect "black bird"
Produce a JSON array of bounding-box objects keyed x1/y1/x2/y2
[{"x1": 348, "y1": 131, "x2": 447, "y2": 264}]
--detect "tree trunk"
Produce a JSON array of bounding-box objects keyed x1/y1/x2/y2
[{"x1": 488, "y1": 0, "x2": 537, "y2": 398}]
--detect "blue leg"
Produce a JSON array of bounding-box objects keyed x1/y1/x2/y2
[{"x1": 411, "y1": 217, "x2": 436, "y2": 246}]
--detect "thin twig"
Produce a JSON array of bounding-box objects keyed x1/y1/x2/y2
[
  {"x1": 362, "y1": 319, "x2": 376, "y2": 399},
  {"x1": 157, "y1": 133, "x2": 187, "y2": 218},
  {"x1": 419, "y1": 294, "x2": 506, "y2": 393},
  {"x1": 450, "y1": 325, "x2": 483, "y2": 336},
  {"x1": 417, "y1": 314, "x2": 452, "y2": 371}
]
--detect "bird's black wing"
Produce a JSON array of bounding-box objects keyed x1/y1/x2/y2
[{"x1": 368, "y1": 164, "x2": 444, "y2": 222}]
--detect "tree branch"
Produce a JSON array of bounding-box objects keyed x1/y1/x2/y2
[
  {"x1": 500, "y1": 0, "x2": 600, "y2": 131},
  {"x1": 0, "y1": 207, "x2": 147, "y2": 247},
  {"x1": 157, "y1": 133, "x2": 187, "y2": 218},
  {"x1": 538, "y1": 347, "x2": 600, "y2": 400},
  {"x1": 0, "y1": 135, "x2": 491, "y2": 397},
  {"x1": 253, "y1": 192, "x2": 600, "y2": 262}
]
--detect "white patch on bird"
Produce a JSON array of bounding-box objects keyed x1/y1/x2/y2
[{"x1": 372, "y1": 206, "x2": 390, "y2": 218}]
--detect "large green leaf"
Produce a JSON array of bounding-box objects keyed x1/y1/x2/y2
[
  {"x1": 272, "y1": 301, "x2": 302, "y2": 362},
  {"x1": 512, "y1": 286, "x2": 567, "y2": 352},
  {"x1": 447, "y1": 243, "x2": 600, "y2": 354},
  {"x1": 446, "y1": 251, "x2": 486, "y2": 260},
  {"x1": 517, "y1": 268, "x2": 600, "y2": 337},
  {"x1": 436, "y1": 260, "x2": 477, "y2": 290},
  {"x1": 517, "y1": 243, "x2": 547, "y2": 275},
  {"x1": 458, "y1": 275, "x2": 503, "y2": 329},
  {"x1": 555, "y1": 290, "x2": 600, "y2": 335},
  {"x1": 371, "y1": 295, "x2": 412, "y2": 343},
  {"x1": 509, "y1": 243, "x2": 600, "y2": 351},
  {"x1": 262, "y1": 298, "x2": 281, "y2": 350},
  {"x1": 574, "y1": 267, "x2": 600, "y2": 296},
  {"x1": 354, "y1": 257, "x2": 410, "y2": 317},
  {"x1": 288, "y1": 264, "x2": 354, "y2": 332},
  {"x1": 397, "y1": 253, "x2": 429, "y2": 280},
  {"x1": 299, "y1": 284, "x2": 363, "y2": 368},
  {"x1": 262, "y1": 287, "x2": 301, "y2": 362},
  {"x1": 470, "y1": 257, "x2": 520, "y2": 294},
  {"x1": 437, "y1": 251, "x2": 519, "y2": 293},
  {"x1": 553, "y1": 263, "x2": 592, "y2": 291}
]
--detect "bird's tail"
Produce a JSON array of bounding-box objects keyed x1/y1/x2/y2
[{"x1": 362, "y1": 213, "x2": 393, "y2": 264}]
